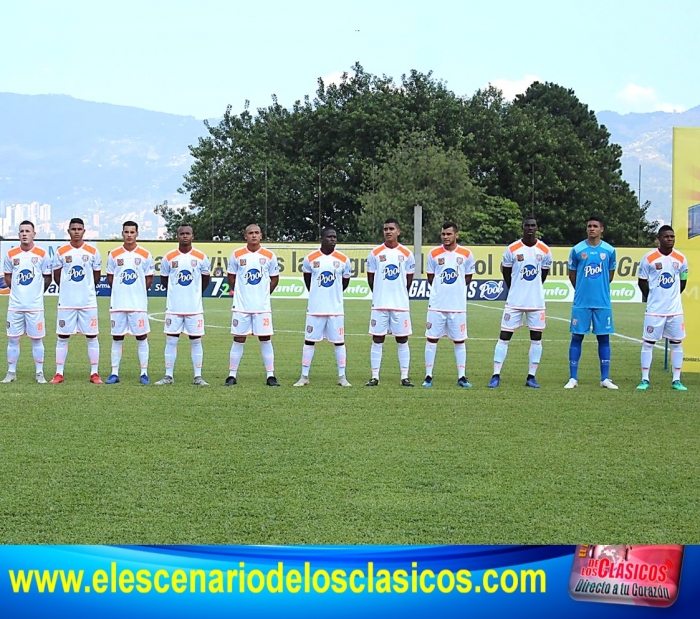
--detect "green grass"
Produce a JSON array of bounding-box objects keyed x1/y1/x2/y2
[{"x1": 0, "y1": 296, "x2": 698, "y2": 544}]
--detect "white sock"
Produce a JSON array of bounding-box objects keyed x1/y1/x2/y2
[
  {"x1": 164, "y1": 335, "x2": 178, "y2": 376},
  {"x1": 454, "y1": 342, "x2": 466, "y2": 378},
  {"x1": 190, "y1": 338, "x2": 203, "y2": 377},
  {"x1": 493, "y1": 339, "x2": 510, "y2": 375},
  {"x1": 32, "y1": 339, "x2": 44, "y2": 373},
  {"x1": 334, "y1": 344, "x2": 347, "y2": 376},
  {"x1": 301, "y1": 344, "x2": 315, "y2": 377},
  {"x1": 670, "y1": 342, "x2": 683, "y2": 382},
  {"x1": 641, "y1": 340, "x2": 654, "y2": 381},
  {"x1": 424, "y1": 341, "x2": 437, "y2": 377},
  {"x1": 528, "y1": 340, "x2": 543, "y2": 376},
  {"x1": 229, "y1": 341, "x2": 244, "y2": 377},
  {"x1": 397, "y1": 342, "x2": 410, "y2": 380},
  {"x1": 7, "y1": 337, "x2": 20, "y2": 373},
  {"x1": 260, "y1": 340, "x2": 275, "y2": 377},
  {"x1": 55, "y1": 338, "x2": 69, "y2": 375},
  {"x1": 370, "y1": 342, "x2": 383, "y2": 379},
  {"x1": 111, "y1": 340, "x2": 123, "y2": 375},
  {"x1": 137, "y1": 339, "x2": 149, "y2": 375},
  {"x1": 87, "y1": 338, "x2": 100, "y2": 375}
]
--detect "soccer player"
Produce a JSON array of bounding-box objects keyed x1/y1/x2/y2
[
  {"x1": 2, "y1": 221, "x2": 53, "y2": 383},
  {"x1": 105, "y1": 221, "x2": 155, "y2": 385},
  {"x1": 225, "y1": 223, "x2": 281, "y2": 387},
  {"x1": 365, "y1": 218, "x2": 416, "y2": 387},
  {"x1": 488, "y1": 217, "x2": 552, "y2": 389},
  {"x1": 565, "y1": 216, "x2": 618, "y2": 389},
  {"x1": 636, "y1": 225, "x2": 689, "y2": 391},
  {"x1": 155, "y1": 225, "x2": 211, "y2": 386},
  {"x1": 293, "y1": 227, "x2": 352, "y2": 387},
  {"x1": 50, "y1": 217, "x2": 103, "y2": 384},
  {"x1": 422, "y1": 222, "x2": 475, "y2": 388}
]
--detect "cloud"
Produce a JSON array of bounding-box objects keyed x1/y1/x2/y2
[
  {"x1": 489, "y1": 75, "x2": 542, "y2": 100},
  {"x1": 616, "y1": 84, "x2": 685, "y2": 113}
]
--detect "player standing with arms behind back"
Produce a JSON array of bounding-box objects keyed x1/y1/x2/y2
[
  {"x1": 293, "y1": 227, "x2": 352, "y2": 387},
  {"x1": 2, "y1": 221, "x2": 53, "y2": 383},
  {"x1": 422, "y1": 222, "x2": 475, "y2": 388},
  {"x1": 636, "y1": 225, "x2": 689, "y2": 391},
  {"x1": 565, "y1": 216, "x2": 618, "y2": 389},
  {"x1": 365, "y1": 218, "x2": 416, "y2": 387}
]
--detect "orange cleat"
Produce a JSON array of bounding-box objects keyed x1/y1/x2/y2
[
  {"x1": 90, "y1": 373, "x2": 104, "y2": 384},
  {"x1": 49, "y1": 374, "x2": 64, "y2": 384}
]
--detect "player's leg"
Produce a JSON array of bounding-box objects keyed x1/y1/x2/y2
[
  {"x1": 638, "y1": 315, "x2": 662, "y2": 389},
  {"x1": 3, "y1": 311, "x2": 24, "y2": 382},
  {"x1": 327, "y1": 316, "x2": 349, "y2": 386},
  {"x1": 254, "y1": 313, "x2": 278, "y2": 386},
  {"x1": 423, "y1": 310, "x2": 446, "y2": 386},
  {"x1": 391, "y1": 311, "x2": 413, "y2": 386},
  {"x1": 566, "y1": 307, "x2": 591, "y2": 388},
  {"x1": 367, "y1": 310, "x2": 389, "y2": 385},
  {"x1": 665, "y1": 315, "x2": 687, "y2": 390},
  {"x1": 592, "y1": 308, "x2": 616, "y2": 389},
  {"x1": 491, "y1": 309, "x2": 520, "y2": 387},
  {"x1": 26, "y1": 311, "x2": 46, "y2": 382},
  {"x1": 129, "y1": 312, "x2": 151, "y2": 384},
  {"x1": 107, "y1": 312, "x2": 128, "y2": 383},
  {"x1": 78, "y1": 308, "x2": 101, "y2": 383},
  {"x1": 525, "y1": 311, "x2": 546, "y2": 388},
  {"x1": 157, "y1": 313, "x2": 183, "y2": 384},
  {"x1": 52, "y1": 308, "x2": 77, "y2": 383},
  {"x1": 185, "y1": 314, "x2": 206, "y2": 385},
  {"x1": 227, "y1": 312, "x2": 252, "y2": 385},
  {"x1": 449, "y1": 313, "x2": 469, "y2": 386}
]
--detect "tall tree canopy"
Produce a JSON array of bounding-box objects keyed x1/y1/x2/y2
[{"x1": 159, "y1": 64, "x2": 655, "y2": 245}]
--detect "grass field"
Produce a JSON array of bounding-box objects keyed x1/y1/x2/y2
[{"x1": 1, "y1": 296, "x2": 698, "y2": 545}]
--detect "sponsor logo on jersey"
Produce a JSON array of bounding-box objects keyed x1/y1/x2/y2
[
  {"x1": 383, "y1": 264, "x2": 400, "y2": 281},
  {"x1": 65, "y1": 256, "x2": 72, "y2": 263},
  {"x1": 244, "y1": 269, "x2": 262, "y2": 285},
  {"x1": 318, "y1": 271, "x2": 336, "y2": 287},
  {"x1": 120, "y1": 269, "x2": 138, "y2": 285},
  {"x1": 580, "y1": 253, "x2": 588, "y2": 260},
  {"x1": 176, "y1": 270, "x2": 194, "y2": 286},
  {"x1": 17, "y1": 269, "x2": 35, "y2": 285},
  {"x1": 172, "y1": 261, "x2": 178, "y2": 268},
  {"x1": 658, "y1": 272, "x2": 675, "y2": 289},
  {"x1": 438, "y1": 257, "x2": 445, "y2": 265},
  {"x1": 379, "y1": 255, "x2": 386, "y2": 262},
  {"x1": 655, "y1": 262, "x2": 663, "y2": 270},
  {"x1": 440, "y1": 268, "x2": 458, "y2": 284},
  {"x1": 12, "y1": 258, "x2": 20, "y2": 266},
  {"x1": 479, "y1": 280, "x2": 504, "y2": 301},
  {"x1": 520, "y1": 264, "x2": 538, "y2": 281},
  {"x1": 313, "y1": 261, "x2": 320, "y2": 268},
  {"x1": 117, "y1": 259, "x2": 124, "y2": 266},
  {"x1": 516, "y1": 254, "x2": 524, "y2": 261},
  {"x1": 240, "y1": 259, "x2": 246, "y2": 266},
  {"x1": 583, "y1": 263, "x2": 603, "y2": 279},
  {"x1": 68, "y1": 265, "x2": 85, "y2": 282}
]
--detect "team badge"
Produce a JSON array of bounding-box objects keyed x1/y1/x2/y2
[
  {"x1": 371, "y1": 319, "x2": 377, "y2": 327},
  {"x1": 111, "y1": 320, "x2": 115, "y2": 328},
  {"x1": 172, "y1": 261, "x2": 178, "y2": 268},
  {"x1": 260, "y1": 258, "x2": 266, "y2": 265},
  {"x1": 504, "y1": 313, "x2": 511, "y2": 321},
  {"x1": 516, "y1": 254, "x2": 524, "y2": 261},
  {"x1": 65, "y1": 256, "x2": 73, "y2": 263},
  {"x1": 580, "y1": 253, "x2": 588, "y2": 260},
  {"x1": 536, "y1": 254, "x2": 542, "y2": 261},
  {"x1": 572, "y1": 318, "x2": 578, "y2": 326},
  {"x1": 83, "y1": 255, "x2": 90, "y2": 262},
  {"x1": 438, "y1": 258, "x2": 445, "y2": 265},
  {"x1": 655, "y1": 262, "x2": 663, "y2": 270},
  {"x1": 307, "y1": 326, "x2": 313, "y2": 334},
  {"x1": 117, "y1": 259, "x2": 124, "y2": 266},
  {"x1": 673, "y1": 262, "x2": 679, "y2": 269},
  {"x1": 32, "y1": 257, "x2": 39, "y2": 264},
  {"x1": 456, "y1": 257, "x2": 463, "y2": 265},
  {"x1": 379, "y1": 255, "x2": 386, "y2": 262},
  {"x1": 165, "y1": 318, "x2": 172, "y2": 326},
  {"x1": 398, "y1": 255, "x2": 405, "y2": 263},
  {"x1": 313, "y1": 261, "x2": 320, "y2": 268},
  {"x1": 12, "y1": 258, "x2": 19, "y2": 266},
  {"x1": 426, "y1": 322, "x2": 432, "y2": 329},
  {"x1": 59, "y1": 320, "x2": 66, "y2": 328},
  {"x1": 240, "y1": 259, "x2": 246, "y2": 266},
  {"x1": 135, "y1": 258, "x2": 141, "y2": 265},
  {"x1": 233, "y1": 319, "x2": 238, "y2": 327},
  {"x1": 191, "y1": 260, "x2": 197, "y2": 267},
  {"x1": 334, "y1": 261, "x2": 340, "y2": 268},
  {"x1": 647, "y1": 325, "x2": 654, "y2": 334},
  {"x1": 600, "y1": 252, "x2": 606, "y2": 260}
]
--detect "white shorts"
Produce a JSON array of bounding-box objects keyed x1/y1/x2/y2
[
  {"x1": 500, "y1": 308, "x2": 546, "y2": 332},
  {"x1": 369, "y1": 309, "x2": 412, "y2": 337},
  {"x1": 7, "y1": 310, "x2": 46, "y2": 339},
  {"x1": 425, "y1": 310, "x2": 467, "y2": 341},
  {"x1": 164, "y1": 312, "x2": 205, "y2": 337},
  {"x1": 57, "y1": 308, "x2": 99, "y2": 336},
  {"x1": 305, "y1": 314, "x2": 345, "y2": 343},
  {"x1": 110, "y1": 311, "x2": 150, "y2": 337},
  {"x1": 643, "y1": 314, "x2": 685, "y2": 342},
  {"x1": 231, "y1": 312, "x2": 273, "y2": 337}
]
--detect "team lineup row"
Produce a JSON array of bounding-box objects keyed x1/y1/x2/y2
[{"x1": 2, "y1": 216, "x2": 690, "y2": 390}]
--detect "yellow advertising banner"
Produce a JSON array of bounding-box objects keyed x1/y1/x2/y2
[{"x1": 672, "y1": 128, "x2": 700, "y2": 372}]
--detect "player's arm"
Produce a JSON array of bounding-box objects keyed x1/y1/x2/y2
[
  {"x1": 227, "y1": 272, "x2": 236, "y2": 293},
  {"x1": 3, "y1": 272, "x2": 11, "y2": 291},
  {"x1": 342, "y1": 277, "x2": 350, "y2": 291},
  {"x1": 201, "y1": 272, "x2": 211, "y2": 292},
  {"x1": 53, "y1": 267, "x2": 62, "y2": 288},
  {"x1": 145, "y1": 275, "x2": 153, "y2": 290},
  {"x1": 502, "y1": 265, "x2": 512, "y2": 289},
  {"x1": 405, "y1": 272, "x2": 414, "y2": 291},
  {"x1": 568, "y1": 268, "x2": 576, "y2": 289},
  {"x1": 270, "y1": 274, "x2": 279, "y2": 294},
  {"x1": 303, "y1": 272, "x2": 312, "y2": 291},
  {"x1": 680, "y1": 270, "x2": 688, "y2": 294},
  {"x1": 465, "y1": 273, "x2": 473, "y2": 285},
  {"x1": 160, "y1": 274, "x2": 168, "y2": 290},
  {"x1": 106, "y1": 274, "x2": 114, "y2": 287},
  {"x1": 93, "y1": 269, "x2": 101, "y2": 286},
  {"x1": 43, "y1": 273, "x2": 52, "y2": 291},
  {"x1": 367, "y1": 272, "x2": 375, "y2": 292},
  {"x1": 608, "y1": 269, "x2": 615, "y2": 283},
  {"x1": 541, "y1": 268, "x2": 549, "y2": 284},
  {"x1": 427, "y1": 273, "x2": 434, "y2": 285},
  {"x1": 637, "y1": 277, "x2": 649, "y2": 298}
]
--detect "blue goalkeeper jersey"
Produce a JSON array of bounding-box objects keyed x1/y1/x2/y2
[{"x1": 568, "y1": 240, "x2": 617, "y2": 309}]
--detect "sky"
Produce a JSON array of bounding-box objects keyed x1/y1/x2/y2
[{"x1": 1, "y1": 0, "x2": 699, "y2": 119}]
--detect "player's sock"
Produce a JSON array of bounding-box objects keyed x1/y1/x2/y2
[
  {"x1": 493, "y1": 339, "x2": 510, "y2": 375},
  {"x1": 301, "y1": 344, "x2": 315, "y2": 377},
  {"x1": 260, "y1": 340, "x2": 275, "y2": 378},
  {"x1": 334, "y1": 344, "x2": 347, "y2": 376},
  {"x1": 670, "y1": 342, "x2": 683, "y2": 382},
  {"x1": 137, "y1": 339, "x2": 149, "y2": 375},
  {"x1": 641, "y1": 340, "x2": 654, "y2": 381},
  {"x1": 164, "y1": 335, "x2": 178, "y2": 376},
  {"x1": 190, "y1": 338, "x2": 203, "y2": 378},
  {"x1": 597, "y1": 334, "x2": 611, "y2": 381},
  {"x1": 528, "y1": 340, "x2": 542, "y2": 377},
  {"x1": 397, "y1": 342, "x2": 410, "y2": 380},
  {"x1": 87, "y1": 338, "x2": 100, "y2": 375},
  {"x1": 32, "y1": 338, "x2": 44, "y2": 373},
  {"x1": 7, "y1": 337, "x2": 20, "y2": 373},
  {"x1": 370, "y1": 342, "x2": 383, "y2": 380},
  {"x1": 568, "y1": 334, "x2": 583, "y2": 380},
  {"x1": 111, "y1": 340, "x2": 123, "y2": 376},
  {"x1": 228, "y1": 341, "x2": 244, "y2": 377},
  {"x1": 454, "y1": 342, "x2": 466, "y2": 378},
  {"x1": 424, "y1": 341, "x2": 437, "y2": 377},
  {"x1": 55, "y1": 337, "x2": 68, "y2": 375}
]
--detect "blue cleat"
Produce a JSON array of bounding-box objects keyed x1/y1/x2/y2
[
  {"x1": 140, "y1": 374, "x2": 151, "y2": 386},
  {"x1": 457, "y1": 376, "x2": 472, "y2": 388},
  {"x1": 105, "y1": 374, "x2": 120, "y2": 385},
  {"x1": 488, "y1": 375, "x2": 500, "y2": 388},
  {"x1": 422, "y1": 376, "x2": 433, "y2": 388},
  {"x1": 525, "y1": 376, "x2": 540, "y2": 389}
]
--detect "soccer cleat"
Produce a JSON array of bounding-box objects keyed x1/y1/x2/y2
[
  {"x1": 422, "y1": 376, "x2": 433, "y2": 388},
  {"x1": 401, "y1": 378, "x2": 415, "y2": 387},
  {"x1": 90, "y1": 373, "x2": 104, "y2": 385},
  {"x1": 266, "y1": 376, "x2": 281, "y2": 387},
  {"x1": 49, "y1": 373, "x2": 64, "y2": 384},
  {"x1": 525, "y1": 376, "x2": 540, "y2": 389},
  {"x1": 105, "y1": 374, "x2": 120, "y2": 384},
  {"x1": 564, "y1": 378, "x2": 578, "y2": 389},
  {"x1": 337, "y1": 376, "x2": 352, "y2": 387},
  {"x1": 1, "y1": 372, "x2": 17, "y2": 383},
  {"x1": 154, "y1": 375, "x2": 174, "y2": 385},
  {"x1": 672, "y1": 380, "x2": 688, "y2": 391},
  {"x1": 365, "y1": 378, "x2": 379, "y2": 387},
  {"x1": 224, "y1": 375, "x2": 237, "y2": 386},
  {"x1": 600, "y1": 378, "x2": 619, "y2": 390},
  {"x1": 140, "y1": 374, "x2": 151, "y2": 386},
  {"x1": 35, "y1": 372, "x2": 47, "y2": 384},
  {"x1": 193, "y1": 376, "x2": 209, "y2": 386},
  {"x1": 293, "y1": 376, "x2": 310, "y2": 387},
  {"x1": 636, "y1": 379, "x2": 650, "y2": 391},
  {"x1": 457, "y1": 376, "x2": 472, "y2": 388},
  {"x1": 488, "y1": 375, "x2": 501, "y2": 389}
]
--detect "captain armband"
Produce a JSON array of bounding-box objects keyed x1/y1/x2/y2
[{"x1": 680, "y1": 272, "x2": 688, "y2": 281}]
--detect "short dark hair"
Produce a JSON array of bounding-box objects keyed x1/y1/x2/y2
[
  {"x1": 321, "y1": 226, "x2": 336, "y2": 237},
  {"x1": 177, "y1": 224, "x2": 193, "y2": 232},
  {"x1": 19, "y1": 220, "x2": 35, "y2": 230},
  {"x1": 123, "y1": 220, "x2": 139, "y2": 231},
  {"x1": 588, "y1": 215, "x2": 604, "y2": 226},
  {"x1": 69, "y1": 217, "x2": 85, "y2": 227},
  {"x1": 442, "y1": 221, "x2": 458, "y2": 232},
  {"x1": 522, "y1": 216, "x2": 537, "y2": 224},
  {"x1": 657, "y1": 224, "x2": 674, "y2": 236},
  {"x1": 384, "y1": 218, "x2": 400, "y2": 227}
]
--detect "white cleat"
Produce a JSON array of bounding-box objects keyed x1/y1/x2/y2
[
  {"x1": 600, "y1": 378, "x2": 619, "y2": 390},
  {"x1": 193, "y1": 376, "x2": 209, "y2": 386},
  {"x1": 154, "y1": 375, "x2": 174, "y2": 385},
  {"x1": 337, "y1": 376, "x2": 352, "y2": 387},
  {"x1": 293, "y1": 376, "x2": 310, "y2": 387},
  {"x1": 1, "y1": 372, "x2": 17, "y2": 383},
  {"x1": 35, "y1": 372, "x2": 47, "y2": 384},
  {"x1": 564, "y1": 378, "x2": 578, "y2": 389}
]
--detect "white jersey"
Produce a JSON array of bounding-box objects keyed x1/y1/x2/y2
[
  {"x1": 53, "y1": 242, "x2": 102, "y2": 309},
  {"x1": 638, "y1": 248, "x2": 688, "y2": 316},
  {"x1": 502, "y1": 240, "x2": 552, "y2": 310},
  {"x1": 426, "y1": 245, "x2": 475, "y2": 312},
  {"x1": 367, "y1": 243, "x2": 415, "y2": 311},
  {"x1": 107, "y1": 245, "x2": 155, "y2": 312},
  {"x1": 161, "y1": 247, "x2": 210, "y2": 315},
  {"x1": 302, "y1": 249, "x2": 352, "y2": 316},
  {"x1": 228, "y1": 246, "x2": 279, "y2": 313},
  {"x1": 3, "y1": 245, "x2": 52, "y2": 312}
]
